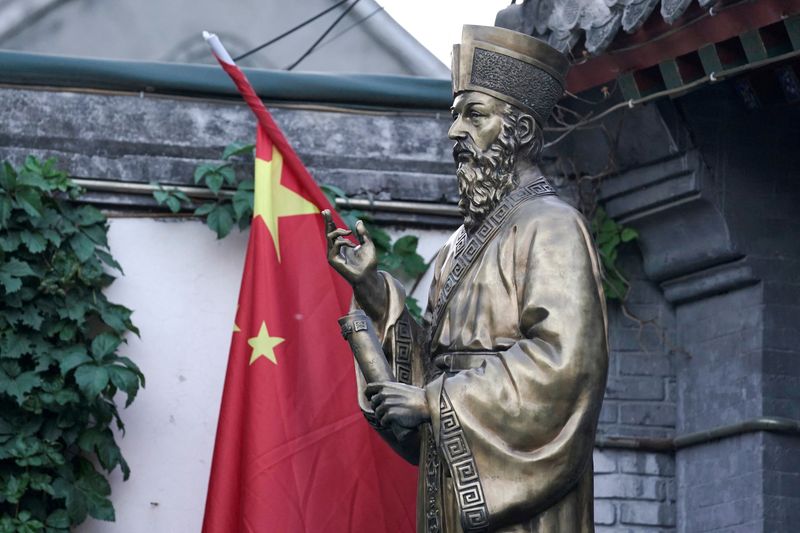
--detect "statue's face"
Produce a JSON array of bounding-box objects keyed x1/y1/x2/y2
[
  {"x1": 448, "y1": 91, "x2": 521, "y2": 232},
  {"x1": 448, "y1": 91, "x2": 505, "y2": 151}
]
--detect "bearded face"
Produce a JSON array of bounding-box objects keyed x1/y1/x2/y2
[
  {"x1": 453, "y1": 109, "x2": 520, "y2": 231},
  {"x1": 449, "y1": 91, "x2": 538, "y2": 232}
]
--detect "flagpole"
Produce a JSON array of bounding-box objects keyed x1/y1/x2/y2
[
  {"x1": 201, "y1": 30, "x2": 338, "y2": 217},
  {"x1": 202, "y1": 31, "x2": 235, "y2": 65}
]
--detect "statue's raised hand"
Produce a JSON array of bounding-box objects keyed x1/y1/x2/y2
[{"x1": 323, "y1": 210, "x2": 377, "y2": 286}]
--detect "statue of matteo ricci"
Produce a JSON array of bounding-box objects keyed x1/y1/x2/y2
[{"x1": 323, "y1": 25, "x2": 609, "y2": 533}]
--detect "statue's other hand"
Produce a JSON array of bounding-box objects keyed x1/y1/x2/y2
[
  {"x1": 322, "y1": 210, "x2": 377, "y2": 285},
  {"x1": 366, "y1": 382, "x2": 431, "y2": 429}
]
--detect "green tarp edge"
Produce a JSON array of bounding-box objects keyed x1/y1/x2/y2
[{"x1": 0, "y1": 50, "x2": 453, "y2": 111}]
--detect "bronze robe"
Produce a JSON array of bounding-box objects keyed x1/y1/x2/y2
[{"x1": 355, "y1": 193, "x2": 608, "y2": 533}]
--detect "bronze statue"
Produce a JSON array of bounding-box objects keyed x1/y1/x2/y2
[{"x1": 324, "y1": 25, "x2": 608, "y2": 533}]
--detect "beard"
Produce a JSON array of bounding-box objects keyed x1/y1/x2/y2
[{"x1": 454, "y1": 129, "x2": 519, "y2": 232}]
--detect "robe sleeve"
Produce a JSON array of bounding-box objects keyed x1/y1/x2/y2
[
  {"x1": 351, "y1": 239, "x2": 452, "y2": 463},
  {"x1": 428, "y1": 207, "x2": 609, "y2": 530}
]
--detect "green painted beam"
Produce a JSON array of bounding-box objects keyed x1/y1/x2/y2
[
  {"x1": 786, "y1": 15, "x2": 800, "y2": 51},
  {"x1": 0, "y1": 50, "x2": 452, "y2": 111},
  {"x1": 739, "y1": 30, "x2": 769, "y2": 63},
  {"x1": 658, "y1": 60, "x2": 684, "y2": 90},
  {"x1": 698, "y1": 44, "x2": 723, "y2": 75},
  {"x1": 618, "y1": 72, "x2": 641, "y2": 100}
]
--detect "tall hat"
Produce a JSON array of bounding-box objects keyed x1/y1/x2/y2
[{"x1": 452, "y1": 25, "x2": 570, "y2": 125}]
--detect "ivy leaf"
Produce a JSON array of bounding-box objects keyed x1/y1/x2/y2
[
  {"x1": 0, "y1": 196, "x2": 12, "y2": 228},
  {"x1": 74, "y1": 365, "x2": 110, "y2": 398},
  {"x1": 217, "y1": 164, "x2": 236, "y2": 186},
  {"x1": 232, "y1": 188, "x2": 254, "y2": 220},
  {"x1": 81, "y1": 224, "x2": 108, "y2": 247},
  {"x1": 19, "y1": 230, "x2": 47, "y2": 253},
  {"x1": 0, "y1": 371, "x2": 42, "y2": 404},
  {"x1": 74, "y1": 463, "x2": 114, "y2": 521},
  {"x1": 46, "y1": 510, "x2": 70, "y2": 528},
  {"x1": 69, "y1": 233, "x2": 96, "y2": 262},
  {"x1": 165, "y1": 195, "x2": 182, "y2": 213},
  {"x1": 193, "y1": 163, "x2": 216, "y2": 184},
  {"x1": 75, "y1": 205, "x2": 106, "y2": 226},
  {"x1": 19, "y1": 305, "x2": 44, "y2": 329},
  {"x1": 152, "y1": 189, "x2": 170, "y2": 204},
  {"x1": 41, "y1": 228, "x2": 62, "y2": 246},
  {"x1": 406, "y1": 296, "x2": 423, "y2": 322},
  {"x1": 204, "y1": 170, "x2": 225, "y2": 195},
  {"x1": 58, "y1": 350, "x2": 92, "y2": 375},
  {"x1": 17, "y1": 169, "x2": 50, "y2": 190},
  {"x1": 99, "y1": 303, "x2": 135, "y2": 334},
  {"x1": 0, "y1": 161, "x2": 17, "y2": 190},
  {"x1": 222, "y1": 142, "x2": 255, "y2": 160},
  {"x1": 0, "y1": 258, "x2": 36, "y2": 293},
  {"x1": 2, "y1": 473, "x2": 29, "y2": 503},
  {"x1": 96, "y1": 249, "x2": 123, "y2": 273},
  {"x1": 320, "y1": 183, "x2": 346, "y2": 202},
  {"x1": 207, "y1": 204, "x2": 234, "y2": 239},
  {"x1": 91, "y1": 333, "x2": 121, "y2": 360},
  {"x1": 193, "y1": 202, "x2": 215, "y2": 217},
  {"x1": 1, "y1": 258, "x2": 35, "y2": 277},
  {"x1": 108, "y1": 366, "x2": 139, "y2": 407},
  {"x1": 621, "y1": 227, "x2": 638, "y2": 242},
  {"x1": 15, "y1": 188, "x2": 43, "y2": 217},
  {"x1": 393, "y1": 235, "x2": 418, "y2": 255},
  {"x1": 401, "y1": 254, "x2": 428, "y2": 277},
  {"x1": 0, "y1": 232, "x2": 20, "y2": 252},
  {"x1": 0, "y1": 332, "x2": 31, "y2": 359}
]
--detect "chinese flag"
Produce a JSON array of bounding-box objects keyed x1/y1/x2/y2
[{"x1": 201, "y1": 34, "x2": 417, "y2": 532}]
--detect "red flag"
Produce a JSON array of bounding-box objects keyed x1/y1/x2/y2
[{"x1": 201, "y1": 33, "x2": 417, "y2": 532}]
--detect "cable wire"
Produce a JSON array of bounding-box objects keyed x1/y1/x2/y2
[
  {"x1": 286, "y1": 0, "x2": 362, "y2": 71},
  {"x1": 233, "y1": 0, "x2": 349, "y2": 62},
  {"x1": 309, "y1": 6, "x2": 384, "y2": 55}
]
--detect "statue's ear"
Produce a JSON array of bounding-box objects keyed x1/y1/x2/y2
[{"x1": 516, "y1": 114, "x2": 537, "y2": 146}]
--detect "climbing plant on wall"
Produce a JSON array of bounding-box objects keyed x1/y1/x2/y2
[
  {"x1": 152, "y1": 142, "x2": 429, "y2": 318},
  {"x1": 0, "y1": 157, "x2": 143, "y2": 531}
]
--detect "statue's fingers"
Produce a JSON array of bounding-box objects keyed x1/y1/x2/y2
[
  {"x1": 365, "y1": 381, "x2": 391, "y2": 399},
  {"x1": 364, "y1": 383, "x2": 381, "y2": 399},
  {"x1": 379, "y1": 408, "x2": 402, "y2": 428},
  {"x1": 326, "y1": 228, "x2": 352, "y2": 243},
  {"x1": 322, "y1": 209, "x2": 336, "y2": 234},
  {"x1": 355, "y1": 220, "x2": 371, "y2": 245},
  {"x1": 331, "y1": 237, "x2": 356, "y2": 258}
]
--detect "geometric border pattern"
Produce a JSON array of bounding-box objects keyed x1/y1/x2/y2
[
  {"x1": 394, "y1": 315, "x2": 413, "y2": 385},
  {"x1": 440, "y1": 390, "x2": 490, "y2": 532},
  {"x1": 424, "y1": 429, "x2": 442, "y2": 533},
  {"x1": 428, "y1": 177, "x2": 556, "y2": 346}
]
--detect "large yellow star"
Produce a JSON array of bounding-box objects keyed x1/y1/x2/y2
[
  {"x1": 247, "y1": 321, "x2": 285, "y2": 365},
  {"x1": 254, "y1": 146, "x2": 319, "y2": 261}
]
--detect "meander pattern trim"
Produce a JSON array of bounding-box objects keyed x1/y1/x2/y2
[
  {"x1": 428, "y1": 178, "x2": 556, "y2": 348},
  {"x1": 440, "y1": 390, "x2": 489, "y2": 532}
]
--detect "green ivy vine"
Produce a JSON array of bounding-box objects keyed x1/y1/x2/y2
[
  {"x1": 0, "y1": 157, "x2": 143, "y2": 531},
  {"x1": 590, "y1": 207, "x2": 638, "y2": 301},
  {"x1": 152, "y1": 143, "x2": 429, "y2": 318}
]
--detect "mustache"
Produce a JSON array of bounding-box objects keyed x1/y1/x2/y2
[{"x1": 452, "y1": 138, "x2": 480, "y2": 163}]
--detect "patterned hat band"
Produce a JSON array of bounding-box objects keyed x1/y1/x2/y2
[{"x1": 452, "y1": 26, "x2": 570, "y2": 125}]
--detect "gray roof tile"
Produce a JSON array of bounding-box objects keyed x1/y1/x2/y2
[{"x1": 496, "y1": 0, "x2": 708, "y2": 55}]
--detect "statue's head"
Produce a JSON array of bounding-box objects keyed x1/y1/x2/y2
[{"x1": 449, "y1": 25, "x2": 569, "y2": 230}]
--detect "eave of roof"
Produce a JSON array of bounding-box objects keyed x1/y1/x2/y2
[
  {"x1": 0, "y1": 49, "x2": 452, "y2": 111},
  {"x1": 497, "y1": 0, "x2": 800, "y2": 93}
]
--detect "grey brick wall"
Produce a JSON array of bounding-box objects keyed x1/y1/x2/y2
[
  {"x1": 594, "y1": 250, "x2": 678, "y2": 531},
  {"x1": 594, "y1": 449, "x2": 676, "y2": 532}
]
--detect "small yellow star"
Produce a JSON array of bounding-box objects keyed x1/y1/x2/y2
[
  {"x1": 247, "y1": 321, "x2": 285, "y2": 365},
  {"x1": 254, "y1": 146, "x2": 319, "y2": 261}
]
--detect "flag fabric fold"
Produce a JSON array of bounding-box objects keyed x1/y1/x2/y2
[{"x1": 201, "y1": 32, "x2": 416, "y2": 533}]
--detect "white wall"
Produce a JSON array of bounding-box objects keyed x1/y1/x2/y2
[{"x1": 77, "y1": 217, "x2": 449, "y2": 533}]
